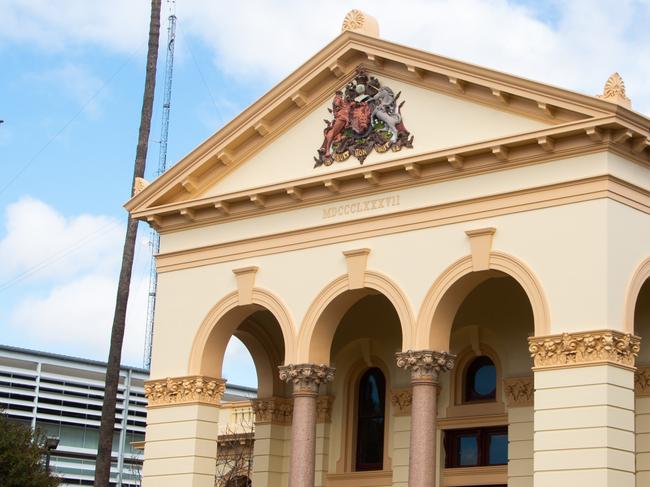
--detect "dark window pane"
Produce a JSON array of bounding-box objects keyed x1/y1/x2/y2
[
  {"x1": 355, "y1": 368, "x2": 386, "y2": 471},
  {"x1": 488, "y1": 432, "x2": 508, "y2": 465},
  {"x1": 465, "y1": 356, "x2": 497, "y2": 402},
  {"x1": 458, "y1": 434, "x2": 479, "y2": 466}
]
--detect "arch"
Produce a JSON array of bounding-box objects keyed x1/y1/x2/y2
[
  {"x1": 188, "y1": 288, "x2": 297, "y2": 380},
  {"x1": 297, "y1": 271, "x2": 415, "y2": 364},
  {"x1": 624, "y1": 257, "x2": 650, "y2": 334},
  {"x1": 416, "y1": 252, "x2": 550, "y2": 351}
]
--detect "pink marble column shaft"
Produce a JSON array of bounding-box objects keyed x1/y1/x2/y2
[
  {"x1": 396, "y1": 350, "x2": 455, "y2": 487},
  {"x1": 279, "y1": 363, "x2": 335, "y2": 487}
]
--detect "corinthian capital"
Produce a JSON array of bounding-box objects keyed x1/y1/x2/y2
[
  {"x1": 278, "y1": 363, "x2": 336, "y2": 394},
  {"x1": 395, "y1": 350, "x2": 455, "y2": 381},
  {"x1": 144, "y1": 376, "x2": 226, "y2": 407}
]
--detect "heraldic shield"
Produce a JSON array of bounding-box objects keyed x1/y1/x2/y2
[{"x1": 314, "y1": 68, "x2": 414, "y2": 167}]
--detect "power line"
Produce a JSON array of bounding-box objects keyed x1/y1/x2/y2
[{"x1": 0, "y1": 220, "x2": 121, "y2": 293}]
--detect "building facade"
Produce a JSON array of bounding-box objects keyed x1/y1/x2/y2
[
  {"x1": 128, "y1": 11, "x2": 650, "y2": 487},
  {"x1": 0, "y1": 345, "x2": 257, "y2": 486},
  {"x1": 0, "y1": 345, "x2": 148, "y2": 486}
]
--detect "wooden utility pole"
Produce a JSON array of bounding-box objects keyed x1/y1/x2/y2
[{"x1": 94, "y1": 1, "x2": 161, "y2": 485}]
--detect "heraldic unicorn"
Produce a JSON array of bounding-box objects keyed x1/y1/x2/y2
[{"x1": 314, "y1": 68, "x2": 414, "y2": 167}]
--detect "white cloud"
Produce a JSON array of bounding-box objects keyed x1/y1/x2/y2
[
  {"x1": 0, "y1": 197, "x2": 122, "y2": 284},
  {"x1": 2, "y1": 1, "x2": 648, "y2": 114},
  {"x1": 1, "y1": 197, "x2": 150, "y2": 366},
  {"x1": 0, "y1": 0, "x2": 149, "y2": 53}
]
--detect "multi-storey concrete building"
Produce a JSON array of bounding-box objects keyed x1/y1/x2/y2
[{"x1": 0, "y1": 344, "x2": 256, "y2": 486}]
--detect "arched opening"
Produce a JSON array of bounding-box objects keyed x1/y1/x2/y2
[
  {"x1": 439, "y1": 273, "x2": 535, "y2": 486},
  {"x1": 323, "y1": 292, "x2": 404, "y2": 478},
  {"x1": 635, "y1": 279, "x2": 650, "y2": 362},
  {"x1": 633, "y1": 276, "x2": 650, "y2": 481}
]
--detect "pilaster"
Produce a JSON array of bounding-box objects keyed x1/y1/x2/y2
[
  {"x1": 529, "y1": 331, "x2": 640, "y2": 487},
  {"x1": 142, "y1": 376, "x2": 226, "y2": 487}
]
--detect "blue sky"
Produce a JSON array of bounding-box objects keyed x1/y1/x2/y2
[{"x1": 1, "y1": 0, "x2": 649, "y2": 388}]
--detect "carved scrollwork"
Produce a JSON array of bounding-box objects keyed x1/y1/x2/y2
[
  {"x1": 144, "y1": 376, "x2": 226, "y2": 406},
  {"x1": 278, "y1": 364, "x2": 336, "y2": 394},
  {"x1": 528, "y1": 331, "x2": 640, "y2": 369},
  {"x1": 503, "y1": 377, "x2": 534, "y2": 407},
  {"x1": 395, "y1": 350, "x2": 455, "y2": 381},
  {"x1": 390, "y1": 388, "x2": 412, "y2": 416},
  {"x1": 251, "y1": 397, "x2": 293, "y2": 424}
]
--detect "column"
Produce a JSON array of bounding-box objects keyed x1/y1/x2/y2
[
  {"x1": 142, "y1": 376, "x2": 226, "y2": 487},
  {"x1": 396, "y1": 350, "x2": 455, "y2": 487},
  {"x1": 279, "y1": 364, "x2": 335, "y2": 487},
  {"x1": 529, "y1": 331, "x2": 640, "y2": 487}
]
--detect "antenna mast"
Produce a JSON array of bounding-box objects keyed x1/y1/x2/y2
[{"x1": 144, "y1": 0, "x2": 176, "y2": 368}]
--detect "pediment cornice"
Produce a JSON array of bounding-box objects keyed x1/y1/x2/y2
[
  {"x1": 126, "y1": 31, "x2": 650, "y2": 221},
  {"x1": 133, "y1": 115, "x2": 650, "y2": 232}
]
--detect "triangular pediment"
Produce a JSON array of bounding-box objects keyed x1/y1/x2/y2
[{"x1": 127, "y1": 31, "x2": 648, "y2": 227}]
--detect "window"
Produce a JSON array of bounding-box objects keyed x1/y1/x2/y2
[
  {"x1": 444, "y1": 427, "x2": 508, "y2": 468},
  {"x1": 464, "y1": 355, "x2": 497, "y2": 402},
  {"x1": 355, "y1": 367, "x2": 386, "y2": 471}
]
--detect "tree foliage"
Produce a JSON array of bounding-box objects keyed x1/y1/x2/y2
[{"x1": 0, "y1": 414, "x2": 59, "y2": 487}]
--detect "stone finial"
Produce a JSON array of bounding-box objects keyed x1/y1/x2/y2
[
  {"x1": 133, "y1": 177, "x2": 150, "y2": 196},
  {"x1": 596, "y1": 72, "x2": 631, "y2": 108},
  {"x1": 279, "y1": 363, "x2": 336, "y2": 394},
  {"x1": 341, "y1": 9, "x2": 379, "y2": 37},
  {"x1": 396, "y1": 350, "x2": 455, "y2": 381}
]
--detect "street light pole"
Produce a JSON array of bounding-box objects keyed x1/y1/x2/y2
[{"x1": 44, "y1": 436, "x2": 60, "y2": 473}]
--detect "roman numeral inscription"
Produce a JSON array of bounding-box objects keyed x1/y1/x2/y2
[{"x1": 322, "y1": 194, "x2": 400, "y2": 219}]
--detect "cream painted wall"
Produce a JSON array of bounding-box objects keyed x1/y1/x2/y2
[
  {"x1": 151, "y1": 197, "x2": 640, "y2": 379},
  {"x1": 161, "y1": 151, "x2": 621, "y2": 254},
  {"x1": 199, "y1": 75, "x2": 551, "y2": 199}
]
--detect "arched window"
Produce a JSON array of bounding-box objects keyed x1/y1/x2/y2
[
  {"x1": 464, "y1": 355, "x2": 497, "y2": 402},
  {"x1": 355, "y1": 367, "x2": 386, "y2": 471}
]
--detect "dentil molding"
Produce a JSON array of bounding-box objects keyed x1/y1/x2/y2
[
  {"x1": 528, "y1": 330, "x2": 640, "y2": 369},
  {"x1": 144, "y1": 376, "x2": 226, "y2": 406}
]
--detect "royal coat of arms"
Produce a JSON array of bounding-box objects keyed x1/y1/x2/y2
[{"x1": 314, "y1": 68, "x2": 414, "y2": 167}]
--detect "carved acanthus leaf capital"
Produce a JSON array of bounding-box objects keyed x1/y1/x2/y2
[
  {"x1": 278, "y1": 364, "x2": 335, "y2": 394},
  {"x1": 395, "y1": 350, "x2": 455, "y2": 381},
  {"x1": 390, "y1": 389, "x2": 412, "y2": 416},
  {"x1": 503, "y1": 377, "x2": 534, "y2": 407},
  {"x1": 528, "y1": 330, "x2": 640, "y2": 369},
  {"x1": 144, "y1": 376, "x2": 226, "y2": 407},
  {"x1": 316, "y1": 395, "x2": 335, "y2": 423},
  {"x1": 636, "y1": 366, "x2": 650, "y2": 397},
  {"x1": 251, "y1": 397, "x2": 293, "y2": 425}
]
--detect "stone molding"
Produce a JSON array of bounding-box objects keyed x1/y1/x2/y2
[
  {"x1": 503, "y1": 377, "x2": 534, "y2": 407},
  {"x1": 390, "y1": 388, "x2": 412, "y2": 416},
  {"x1": 636, "y1": 366, "x2": 650, "y2": 397},
  {"x1": 528, "y1": 330, "x2": 640, "y2": 369},
  {"x1": 395, "y1": 350, "x2": 455, "y2": 381},
  {"x1": 252, "y1": 396, "x2": 293, "y2": 425},
  {"x1": 278, "y1": 363, "x2": 336, "y2": 394},
  {"x1": 316, "y1": 395, "x2": 335, "y2": 423},
  {"x1": 144, "y1": 376, "x2": 225, "y2": 407}
]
